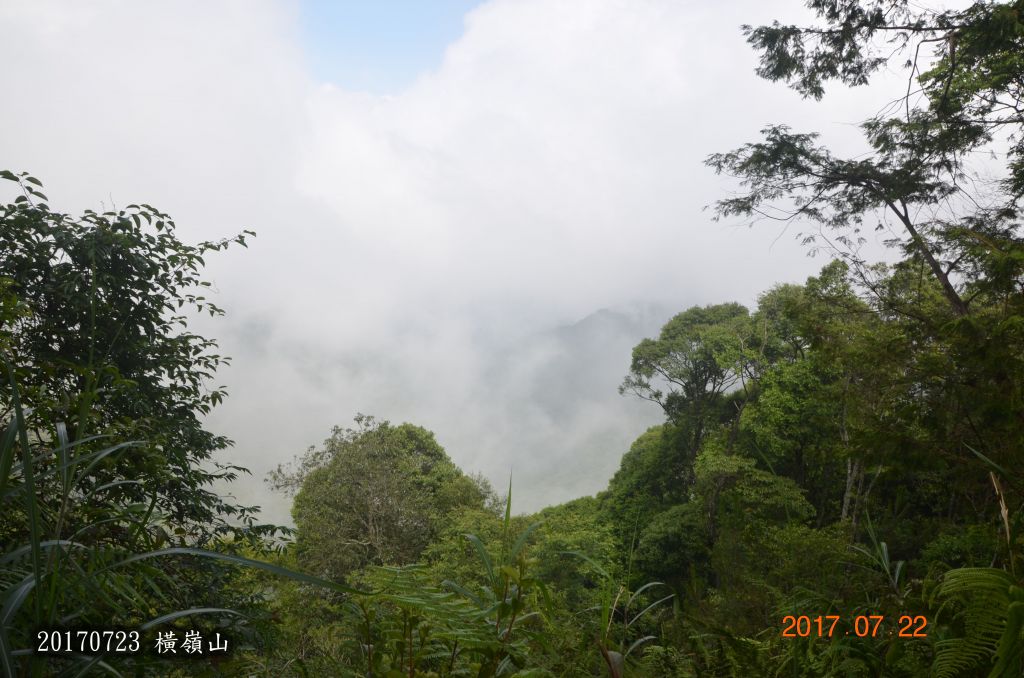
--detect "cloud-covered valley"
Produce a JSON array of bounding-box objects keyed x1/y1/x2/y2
[{"x1": 1, "y1": 0, "x2": 909, "y2": 523}]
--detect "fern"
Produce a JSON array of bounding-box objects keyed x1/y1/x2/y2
[{"x1": 933, "y1": 567, "x2": 1024, "y2": 678}]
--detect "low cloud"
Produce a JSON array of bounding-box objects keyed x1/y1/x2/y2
[{"x1": 1, "y1": 0, "x2": 909, "y2": 523}]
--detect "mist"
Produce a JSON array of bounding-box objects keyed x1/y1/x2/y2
[{"x1": 1, "y1": 0, "x2": 911, "y2": 523}]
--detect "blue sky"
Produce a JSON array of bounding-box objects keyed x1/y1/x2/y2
[{"x1": 299, "y1": 0, "x2": 484, "y2": 92}]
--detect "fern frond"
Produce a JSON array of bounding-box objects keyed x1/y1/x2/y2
[{"x1": 933, "y1": 567, "x2": 1024, "y2": 678}]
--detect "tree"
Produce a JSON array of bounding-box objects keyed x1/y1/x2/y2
[
  {"x1": 270, "y1": 415, "x2": 487, "y2": 581},
  {"x1": 620, "y1": 303, "x2": 752, "y2": 456},
  {"x1": 708, "y1": 0, "x2": 1024, "y2": 314},
  {"x1": 0, "y1": 170, "x2": 260, "y2": 543},
  {"x1": 707, "y1": 0, "x2": 1024, "y2": 489},
  {"x1": 531, "y1": 496, "x2": 620, "y2": 609},
  {"x1": 600, "y1": 425, "x2": 689, "y2": 535},
  {"x1": 694, "y1": 2, "x2": 1024, "y2": 673},
  {"x1": 743, "y1": 262, "x2": 911, "y2": 531},
  {"x1": 631, "y1": 502, "x2": 709, "y2": 593}
]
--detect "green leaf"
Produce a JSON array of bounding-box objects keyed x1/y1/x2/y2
[
  {"x1": 464, "y1": 534, "x2": 496, "y2": 587},
  {"x1": 509, "y1": 521, "x2": 542, "y2": 561}
]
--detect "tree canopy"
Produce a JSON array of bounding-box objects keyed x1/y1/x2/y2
[{"x1": 269, "y1": 415, "x2": 489, "y2": 581}]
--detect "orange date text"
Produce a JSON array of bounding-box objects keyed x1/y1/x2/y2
[{"x1": 780, "y1": 615, "x2": 928, "y2": 638}]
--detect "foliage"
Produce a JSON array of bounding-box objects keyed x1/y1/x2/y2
[
  {"x1": 0, "y1": 353, "x2": 365, "y2": 676},
  {"x1": 563, "y1": 548, "x2": 673, "y2": 678},
  {"x1": 686, "y1": 1, "x2": 1024, "y2": 674},
  {"x1": 934, "y1": 567, "x2": 1024, "y2": 678},
  {"x1": 0, "y1": 174, "x2": 357, "y2": 676},
  {"x1": 599, "y1": 425, "x2": 689, "y2": 548},
  {"x1": 619, "y1": 304, "x2": 751, "y2": 449},
  {"x1": 245, "y1": 476, "x2": 564, "y2": 675},
  {"x1": 270, "y1": 415, "x2": 488, "y2": 582},
  {"x1": 0, "y1": 170, "x2": 260, "y2": 540},
  {"x1": 5, "y1": 1, "x2": 1024, "y2": 674}
]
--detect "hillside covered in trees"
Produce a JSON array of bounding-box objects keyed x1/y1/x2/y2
[{"x1": 2, "y1": 0, "x2": 1024, "y2": 676}]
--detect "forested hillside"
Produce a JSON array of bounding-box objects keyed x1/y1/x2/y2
[{"x1": 2, "y1": 0, "x2": 1023, "y2": 676}]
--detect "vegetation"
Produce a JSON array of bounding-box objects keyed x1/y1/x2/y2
[
  {"x1": 2, "y1": 0, "x2": 1023, "y2": 675},
  {"x1": 0, "y1": 173, "x2": 361, "y2": 677}
]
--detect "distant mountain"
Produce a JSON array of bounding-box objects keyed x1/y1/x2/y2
[
  {"x1": 457, "y1": 302, "x2": 674, "y2": 510},
  {"x1": 208, "y1": 300, "x2": 681, "y2": 523},
  {"x1": 498, "y1": 305, "x2": 669, "y2": 418}
]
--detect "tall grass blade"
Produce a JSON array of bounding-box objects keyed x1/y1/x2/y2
[
  {"x1": 0, "y1": 416, "x2": 18, "y2": 498},
  {"x1": 509, "y1": 521, "x2": 542, "y2": 561},
  {"x1": 4, "y1": 355, "x2": 43, "y2": 621},
  {"x1": 625, "y1": 635, "x2": 657, "y2": 659},
  {"x1": 629, "y1": 594, "x2": 675, "y2": 627},
  {"x1": 966, "y1": 443, "x2": 1011, "y2": 480},
  {"x1": 626, "y1": 581, "x2": 666, "y2": 609},
  {"x1": 55, "y1": 421, "x2": 70, "y2": 489},
  {"x1": 463, "y1": 534, "x2": 495, "y2": 587},
  {"x1": 1, "y1": 576, "x2": 35, "y2": 625},
  {"x1": 559, "y1": 551, "x2": 611, "y2": 581},
  {"x1": 1, "y1": 540, "x2": 88, "y2": 565},
  {"x1": 0, "y1": 625, "x2": 14, "y2": 678},
  {"x1": 109, "y1": 547, "x2": 370, "y2": 595},
  {"x1": 139, "y1": 607, "x2": 243, "y2": 630}
]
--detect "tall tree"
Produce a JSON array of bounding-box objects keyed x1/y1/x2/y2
[
  {"x1": 706, "y1": 0, "x2": 1024, "y2": 318},
  {"x1": 706, "y1": 0, "x2": 1024, "y2": 492},
  {"x1": 620, "y1": 303, "x2": 752, "y2": 456}
]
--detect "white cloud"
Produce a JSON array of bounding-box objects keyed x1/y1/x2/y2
[{"x1": 1, "y1": 0, "x2": 909, "y2": 523}]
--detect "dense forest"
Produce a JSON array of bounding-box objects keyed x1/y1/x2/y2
[{"x1": 2, "y1": 0, "x2": 1024, "y2": 676}]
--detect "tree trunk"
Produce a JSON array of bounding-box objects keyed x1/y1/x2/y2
[
  {"x1": 885, "y1": 198, "x2": 969, "y2": 316},
  {"x1": 841, "y1": 457, "x2": 860, "y2": 521},
  {"x1": 840, "y1": 382, "x2": 857, "y2": 522}
]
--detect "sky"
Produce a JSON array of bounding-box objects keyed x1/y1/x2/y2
[
  {"x1": 0, "y1": 0, "x2": 912, "y2": 524},
  {"x1": 299, "y1": 0, "x2": 484, "y2": 93}
]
